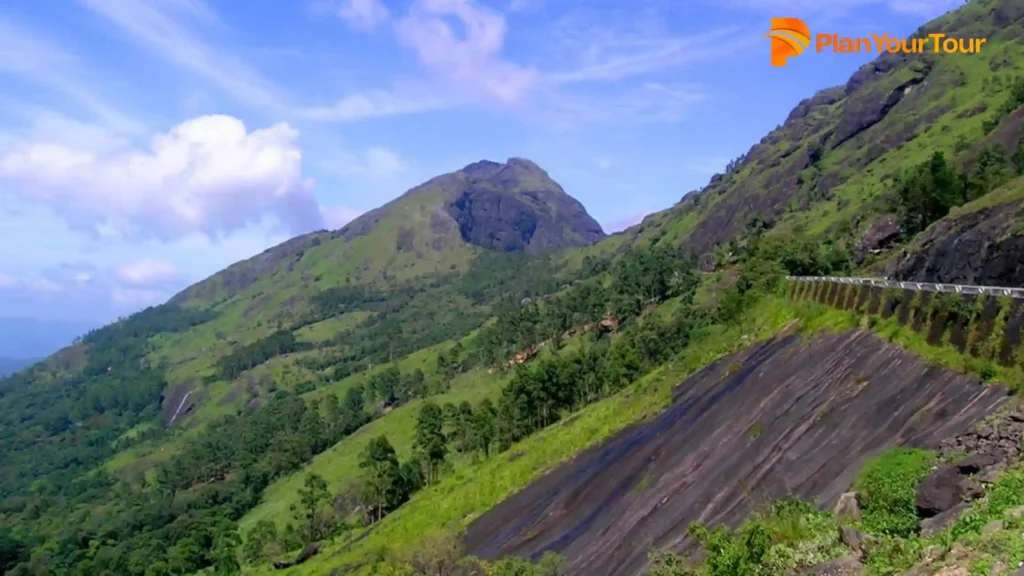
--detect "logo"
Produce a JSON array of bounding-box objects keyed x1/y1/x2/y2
[
  {"x1": 765, "y1": 17, "x2": 810, "y2": 67},
  {"x1": 766, "y1": 17, "x2": 988, "y2": 67}
]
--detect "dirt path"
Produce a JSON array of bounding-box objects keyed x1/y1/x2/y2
[{"x1": 464, "y1": 329, "x2": 1010, "y2": 576}]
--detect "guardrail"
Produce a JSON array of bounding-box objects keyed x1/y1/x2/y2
[{"x1": 787, "y1": 276, "x2": 1024, "y2": 300}]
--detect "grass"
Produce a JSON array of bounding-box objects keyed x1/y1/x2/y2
[
  {"x1": 294, "y1": 311, "x2": 374, "y2": 344},
  {"x1": 238, "y1": 361, "x2": 510, "y2": 535},
  {"x1": 789, "y1": 295, "x2": 1024, "y2": 392},
  {"x1": 248, "y1": 296, "x2": 799, "y2": 575}
]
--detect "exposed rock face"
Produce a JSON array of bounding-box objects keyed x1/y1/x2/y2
[
  {"x1": 856, "y1": 216, "x2": 901, "y2": 262},
  {"x1": 464, "y1": 329, "x2": 1009, "y2": 576},
  {"x1": 445, "y1": 158, "x2": 605, "y2": 253},
  {"x1": 892, "y1": 202, "x2": 1024, "y2": 286},
  {"x1": 273, "y1": 542, "x2": 320, "y2": 570}
]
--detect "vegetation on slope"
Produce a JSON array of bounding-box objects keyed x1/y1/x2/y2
[{"x1": 4, "y1": 2, "x2": 1024, "y2": 575}]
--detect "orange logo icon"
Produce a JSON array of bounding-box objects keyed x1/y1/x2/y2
[{"x1": 766, "y1": 18, "x2": 810, "y2": 67}]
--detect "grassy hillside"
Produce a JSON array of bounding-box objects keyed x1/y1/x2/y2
[
  {"x1": 3, "y1": 1, "x2": 1024, "y2": 575},
  {"x1": 595, "y1": 0, "x2": 1024, "y2": 279}
]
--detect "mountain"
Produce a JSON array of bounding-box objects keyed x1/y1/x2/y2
[
  {"x1": 170, "y1": 157, "x2": 604, "y2": 309},
  {"x1": 4, "y1": 1, "x2": 1024, "y2": 575},
  {"x1": 598, "y1": 0, "x2": 1024, "y2": 284}
]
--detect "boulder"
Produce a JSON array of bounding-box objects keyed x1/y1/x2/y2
[
  {"x1": 955, "y1": 451, "x2": 1001, "y2": 474},
  {"x1": 699, "y1": 253, "x2": 717, "y2": 272},
  {"x1": 838, "y1": 526, "x2": 872, "y2": 557},
  {"x1": 916, "y1": 465, "x2": 967, "y2": 518},
  {"x1": 856, "y1": 216, "x2": 901, "y2": 259},
  {"x1": 982, "y1": 520, "x2": 1004, "y2": 537},
  {"x1": 832, "y1": 492, "x2": 861, "y2": 521},
  {"x1": 959, "y1": 476, "x2": 985, "y2": 501},
  {"x1": 294, "y1": 542, "x2": 321, "y2": 565}
]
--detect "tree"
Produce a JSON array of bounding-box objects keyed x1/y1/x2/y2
[
  {"x1": 966, "y1": 144, "x2": 1011, "y2": 201},
  {"x1": 0, "y1": 531, "x2": 26, "y2": 573},
  {"x1": 370, "y1": 365, "x2": 403, "y2": 406},
  {"x1": 298, "y1": 406, "x2": 327, "y2": 454},
  {"x1": 403, "y1": 368, "x2": 427, "y2": 401},
  {"x1": 470, "y1": 399, "x2": 497, "y2": 459},
  {"x1": 341, "y1": 385, "x2": 370, "y2": 434},
  {"x1": 210, "y1": 529, "x2": 242, "y2": 574},
  {"x1": 294, "y1": 472, "x2": 335, "y2": 542},
  {"x1": 894, "y1": 151, "x2": 964, "y2": 236},
  {"x1": 359, "y1": 435, "x2": 403, "y2": 522},
  {"x1": 414, "y1": 402, "x2": 448, "y2": 485},
  {"x1": 242, "y1": 520, "x2": 281, "y2": 566},
  {"x1": 323, "y1": 393, "x2": 342, "y2": 440}
]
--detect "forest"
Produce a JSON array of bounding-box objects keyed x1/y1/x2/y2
[
  {"x1": 0, "y1": 217, "x2": 863, "y2": 575},
  {"x1": 3, "y1": 94, "x2": 1019, "y2": 572}
]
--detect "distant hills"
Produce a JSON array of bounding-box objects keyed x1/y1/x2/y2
[
  {"x1": 0, "y1": 317, "x2": 95, "y2": 360},
  {"x1": 5, "y1": 0, "x2": 1024, "y2": 572},
  {"x1": 0, "y1": 356, "x2": 36, "y2": 377}
]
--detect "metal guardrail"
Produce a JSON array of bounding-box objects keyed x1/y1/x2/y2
[{"x1": 787, "y1": 276, "x2": 1024, "y2": 300}]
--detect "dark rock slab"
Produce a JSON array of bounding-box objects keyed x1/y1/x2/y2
[{"x1": 464, "y1": 329, "x2": 1009, "y2": 576}]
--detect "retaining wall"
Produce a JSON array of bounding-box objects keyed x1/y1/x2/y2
[{"x1": 787, "y1": 277, "x2": 1024, "y2": 368}]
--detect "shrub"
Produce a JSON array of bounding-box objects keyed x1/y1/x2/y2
[{"x1": 854, "y1": 448, "x2": 936, "y2": 537}]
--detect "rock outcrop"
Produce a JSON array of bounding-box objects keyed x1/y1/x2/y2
[
  {"x1": 914, "y1": 407, "x2": 1024, "y2": 532},
  {"x1": 464, "y1": 328, "x2": 1009, "y2": 576},
  {"x1": 445, "y1": 158, "x2": 605, "y2": 253},
  {"x1": 891, "y1": 200, "x2": 1024, "y2": 287}
]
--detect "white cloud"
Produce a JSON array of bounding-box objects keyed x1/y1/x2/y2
[
  {"x1": 111, "y1": 286, "x2": 168, "y2": 310},
  {"x1": 338, "y1": 0, "x2": 391, "y2": 31},
  {"x1": 0, "y1": 114, "x2": 324, "y2": 241},
  {"x1": 363, "y1": 147, "x2": 406, "y2": 178},
  {"x1": 323, "y1": 206, "x2": 364, "y2": 228},
  {"x1": 0, "y1": 273, "x2": 64, "y2": 293},
  {"x1": 542, "y1": 10, "x2": 748, "y2": 86},
  {"x1": 73, "y1": 272, "x2": 93, "y2": 284},
  {"x1": 0, "y1": 18, "x2": 144, "y2": 137},
  {"x1": 535, "y1": 82, "x2": 708, "y2": 129},
  {"x1": 24, "y1": 277, "x2": 64, "y2": 293},
  {"x1": 394, "y1": 0, "x2": 539, "y2": 104},
  {"x1": 78, "y1": 0, "x2": 289, "y2": 113},
  {"x1": 320, "y1": 145, "x2": 407, "y2": 179},
  {"x1": 301, "y1": 89, "x2": 449, "y2": 122},
  {"x1": 115, "y1": 259, "x2": 181, "y2": 287},
  {"x1": 507, "y1": 0, "x2": 542, "y2": 13}
]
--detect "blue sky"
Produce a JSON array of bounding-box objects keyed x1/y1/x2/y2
[{"x1": 0, "y1": 0, "x2": 965, "y2": 325}]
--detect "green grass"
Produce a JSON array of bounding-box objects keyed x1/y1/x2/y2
[
  {"x1": 790, "y1": 296, "x2": 1024, "y2": 392},
  {"x1": 248, "y1": 296, "x2": 799, "y2": 575},
  {"x1": 295, "y1": 311, "x2": 374, "y2": 344},
  {"x1": 238, "y1": 362, "x2": 509, "y2": 535}
]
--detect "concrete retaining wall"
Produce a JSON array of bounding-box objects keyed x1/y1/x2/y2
[{"x1": 787, "y1": 278, "x2": 1024, "y2": 368}]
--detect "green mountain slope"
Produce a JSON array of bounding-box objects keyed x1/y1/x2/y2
[
  {"x1": 4, "y1": 1, "x2": 1024, "y2": 575},
  {"x1": 0, "y1": 158, "x2": 604, "y2": 576},
  {"x1": 587, "y1": 0, "x2": 1024, "y2": 277},
  {"x1": 171, "y1": 157, "x2": 603, "y2": 310}
]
